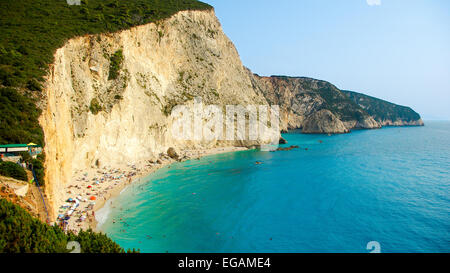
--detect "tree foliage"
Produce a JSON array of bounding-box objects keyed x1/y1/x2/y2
[
  {"x1": 0, "y1": 199, "x2": 134, "y2": 253},
  {"x1": 31, "y1": 157, "x2": 45, "y2": 186},
  {"x1": 108, "y1": 49, "x2": 124, "y2": 80},
  {"x1": 0, "y1": 88, "x2": 44, "y2": 146},
  {"x1": 89, "y1": 98, "x2": 102, "y2": 115},
  {"x1": 343, "y1": 90, "x2": 422, "y2": 122},
  {"x1": 0, "y1": 161, "x2": 27, "y2": 181}
]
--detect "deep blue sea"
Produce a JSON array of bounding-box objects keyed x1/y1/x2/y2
[{"x1": 98, "y1": 121, "x2": 450, "y2": 253}]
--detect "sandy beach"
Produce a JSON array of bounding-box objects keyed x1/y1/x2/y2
[{"x1": 57, "y1": 147, "x2": 248, "y2": 233}]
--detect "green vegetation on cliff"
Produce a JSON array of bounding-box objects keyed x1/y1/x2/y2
[
  {"x1": 0, "y1": 0, "x2": 211, "y2": 180},
  {"x1": 308, "y1": 79, "x2": 368, "y2": 123},
  {"x1": 0, "y1": 199, "x2": 135, "y2": 253},
  {"x1": 0, "y1": 87, "x2": 44, "y2": 146},
  {"x1": 89, "y1": 98, "x2": 102, "y2": 115},
  {"x1": 0, "y1": 0, "x2": 212, "y2": 90},
  {"x1": 0, "y1": 161, "x2": 28, "y2": 181},
  {"x1": 270, "y1": 76, "x2": 371, "y2": 123},
  {"x1": 108, "y1": 49, "x2": 124, "y2": 80},
  {"x1": 342, "y1": 90, "x2": 422, "y2": 123}
]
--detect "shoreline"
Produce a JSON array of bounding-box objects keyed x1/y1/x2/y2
[{"x1": 58, "y1": 147, "x2": 249, "y2": 233}]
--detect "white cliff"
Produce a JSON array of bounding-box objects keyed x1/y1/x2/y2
[{"x1": 40, "y1": 9, "x2": 276, "y2": 218}]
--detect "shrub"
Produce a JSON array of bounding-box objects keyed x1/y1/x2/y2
[
  {"x1": 342, "y1": 90, "x2": 422, "y2": 122},
  {"x1": 19, "y1": 152, "x2": 32, "y2": 163},
  {"x1": 0, "y1": 161, "x2": 27, "y2": 181},
  {"x1": 26, "y1": 79, "x2": 42, "y2": 92},
  {"x1": 0, "y1": 88, "x2": 44, "y2": 146},
  {"x1": 31, "y1": 158, "x2": 45, "y2": 186},
  {"x1": 108, "y1": 49, "x2": 124, "y2": 80},
  {"x1": 162, "y1": 98, "x2": 178, "y2": 117},
  {"x1": 89, "y1": 98, "x2": 102, "y2": 115},
  {"x1": 0, "y1": 199, "x2": 134, "y2": 253}
]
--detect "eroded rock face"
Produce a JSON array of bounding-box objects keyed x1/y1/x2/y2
[
  {"x1": 248, "y1": 72, "x2": 381, "y2": 132},
  {"x1": 356, "y1": 116, "x2": 382, "y2": 129},
  {"x1": 343, "y1": 116, "x2": 381, "y2": 130},
  {"x1": 302, "y1": 110, "x2": 349, "y2": 134},
  {"x1": 380, "y1": 119, "x2": 425, "y2": 126},
  {"x1": 39, "y1": 10, "x2": 278, "y2": 218}
]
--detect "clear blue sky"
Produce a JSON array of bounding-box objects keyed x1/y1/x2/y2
[{"x1": 205, "y1": 0, "x2": 450, "y2": 120}]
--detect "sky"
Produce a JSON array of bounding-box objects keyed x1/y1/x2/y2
[{"x1": 205, "y1": 0, "x2": 450, "y2": 120}]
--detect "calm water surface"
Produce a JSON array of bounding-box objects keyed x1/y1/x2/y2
[{"x1": 99, "y1": 121, "x2": 450, "y2": 253}]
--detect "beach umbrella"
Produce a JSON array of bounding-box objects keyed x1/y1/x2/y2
[
  {"x1": 90, "y1": 196, "x2": 97, "y2": 201},
  {"x1": 87, "y1": 185, "x2": 92, "y2": 189}
]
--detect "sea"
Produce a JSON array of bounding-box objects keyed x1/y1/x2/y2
[{"x1": 97, "y1": 121, "x2": 450, "y2": 253}]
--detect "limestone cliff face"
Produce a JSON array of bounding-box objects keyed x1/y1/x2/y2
[
  {"x1": 302, "y1": 110, "x2": 349, "y2": 134},
  {"x1": 378, "y1": 119, "x2": 424, "y2": 126},
  {"x1": 248, "y1": 73, "x2": 380, "y2": 133},
  {"x1": 39, "y1": 10, "x2": 275, "y2": 218}
]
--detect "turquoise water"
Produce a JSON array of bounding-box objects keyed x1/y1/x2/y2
[{"x1": 99, "y1": 121, "x2": 450, "y2": 253}]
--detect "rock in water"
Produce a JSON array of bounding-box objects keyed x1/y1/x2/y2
[
  {"x1": 279, "y1": 137, "x2": 288, "y2": 145},
  {"x1": 276, "y1": 145, "x2": 300, "y2": 151},
  {"x1": 302, "y1": 110, "x2": 349, "y2": 134},
  {"x1": 167, "y1": 147, "x2": 179, "y2": 160}
]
